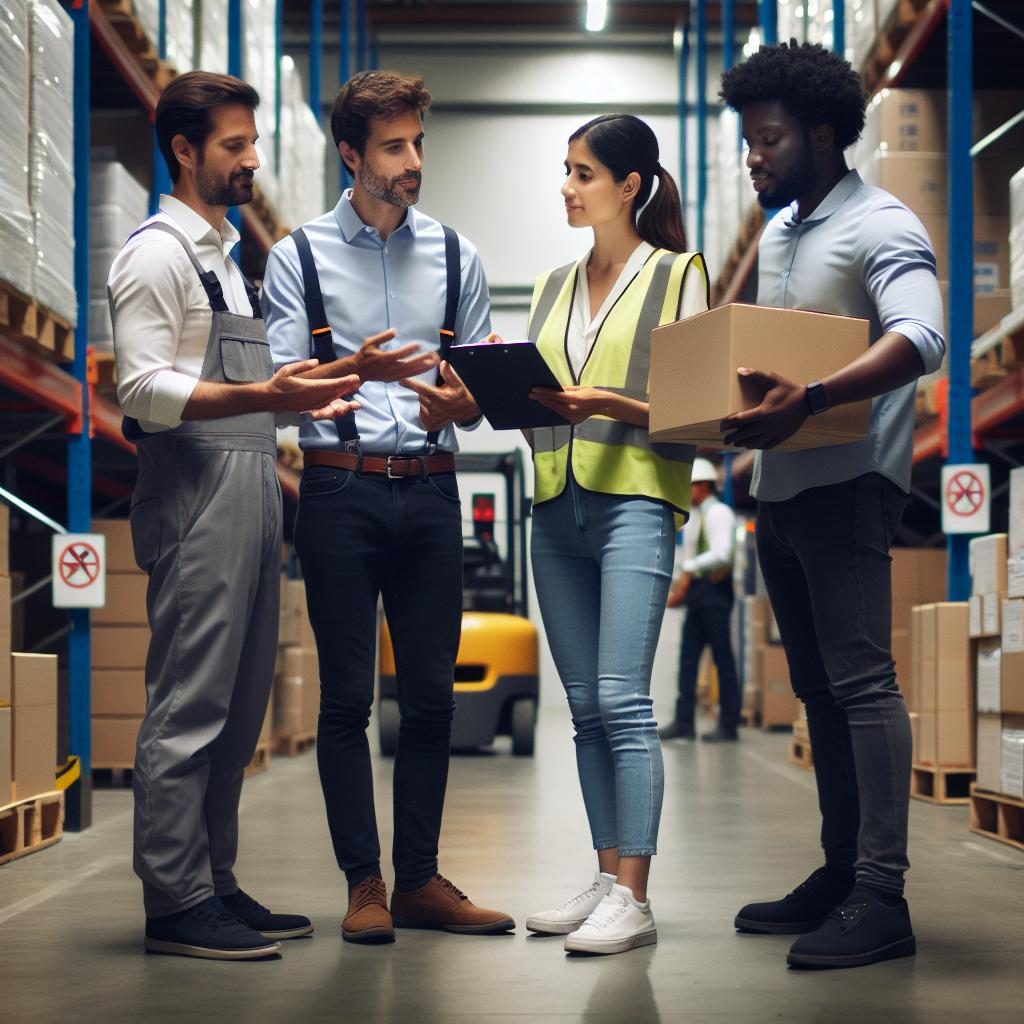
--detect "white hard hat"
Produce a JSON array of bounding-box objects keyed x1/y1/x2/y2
[{"x1": 690, "y1": 458, "x2": 718, "y2": 484}]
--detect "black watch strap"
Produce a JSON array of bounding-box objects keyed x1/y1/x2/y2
[{"x1": 805, "y1": 381, "x2": 830, "y2": 416}]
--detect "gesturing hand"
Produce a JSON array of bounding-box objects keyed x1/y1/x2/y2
[
  {"x1": 354, "y1": 329, "x2": 440, "y2": 383},
  {"x1": 264, "y1": 361, "x2": 362, "y2": 414},
  {"x1": 400, "y1": 360, "x2": 480, "y2": 430},
  {"x1": 719, "y1": 367, "x2": 808, "y2": 450},
  {"x1": 529, "y1": 385, "x2": 609, "y2": 425}
]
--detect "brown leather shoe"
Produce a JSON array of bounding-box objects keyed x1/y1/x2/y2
[
  {"x1": 390, "y1": 874, "x2": 515, "y2": 934},
  {"x1": 342, "y1": 877, "x2": 395, "y2": 944}
]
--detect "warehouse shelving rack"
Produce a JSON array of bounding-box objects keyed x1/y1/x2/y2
[{"x1": 704, "y1": 0, "x2": 1024, "y2": 602}]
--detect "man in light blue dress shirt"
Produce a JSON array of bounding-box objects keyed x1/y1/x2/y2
[
  {"x1": 718, "y1": 43, "x2": 945, "y2": 970},
  {"x1": 262, "y1": 71, "x2": 514, "y2": 943}
]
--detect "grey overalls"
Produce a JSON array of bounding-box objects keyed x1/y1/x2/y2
[{"x1": 122, "y1": 222, "x2": 282, "y2": 917}]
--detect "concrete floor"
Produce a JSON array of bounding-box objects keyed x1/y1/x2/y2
[{"x1": 1, "y1": 710, "x2": 1022, "y2": 1023}]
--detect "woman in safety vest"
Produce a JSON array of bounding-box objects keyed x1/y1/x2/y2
[{"x1": 523, "y1": 114, "x2": 708, "y2": 955}]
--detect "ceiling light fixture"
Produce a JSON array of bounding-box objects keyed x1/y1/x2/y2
[{"x1": 586, "y1": 0, "x2": 608, "y2": 32}]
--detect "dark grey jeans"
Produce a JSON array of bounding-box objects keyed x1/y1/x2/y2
[{"x1": 756, "y1": 472, "x2": 911, "y2": 896}]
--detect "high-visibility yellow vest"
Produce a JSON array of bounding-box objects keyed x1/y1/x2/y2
[{"x1": 528, "y1": 248, "x2": 708, "y2": 522}]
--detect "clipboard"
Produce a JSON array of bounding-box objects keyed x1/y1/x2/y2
[{"x1": 448, "y1": 342, "x2": 570, "y2": 429}]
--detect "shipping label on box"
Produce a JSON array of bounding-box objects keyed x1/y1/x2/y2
[
  {"x1": 1008, "y1": 556, "x2": 1024, "y2": 599},
  {"x1": 649, "y1": 304, "x2": 870, "y2": 450},
  {"x1": 977, "y1": 639, "x2": 1002, "y2": 713},
  {"x1": 982, "y1": 592, "x2": 1002, "y2": 637}
]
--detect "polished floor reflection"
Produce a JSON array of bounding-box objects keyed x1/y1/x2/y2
[{"x1": 1, "y1": 710, "x2": 1021, "y2": 1022}]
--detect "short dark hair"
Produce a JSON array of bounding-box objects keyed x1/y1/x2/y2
[
  {"x1": 719, "y1": 40, "x2": 866, "y2": 151},
  {"x1": 330, "y1": 70, "x2": 432, "y2": 170},
  {"x1": 155, "y1": 71, "x2": 260, "y2": 182}
]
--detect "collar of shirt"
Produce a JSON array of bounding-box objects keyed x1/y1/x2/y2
[
  {"x1": 783, "y1": 169, "x2": 863, "y2": 228},
  {"x1": 158, "y1": 194, "x2": 241, "y2": 256},
  {"x1": 333, "y1": 188, "x2": 418, "y2": 245}
]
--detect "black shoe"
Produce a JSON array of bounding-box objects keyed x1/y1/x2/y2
[
  {"x1": 787, "y1": 886, "x2": 916, "y2": 969},
  {"x1": 734, "y1": 866, "x2": 855, "y2": 935},
  {"x1": 145, "y1": 896, "x2": 281, "y2": 960},
  {"x1": 221, "y1": 888, "x2": 314, "y2": 940},
  {"x1": 658, "y1": 721, "x2": 696, "y2": 741},
  {"x1": 701, "y1": 726, "x2": 739, "y2": 743}
]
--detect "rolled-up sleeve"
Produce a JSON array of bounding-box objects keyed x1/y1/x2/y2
[
  {"x1": 109, "y1": 235, "x2": 199, "y2": 428},
  {"x1": 860, "y1": 206, "x2": 946, "y2": 375}
]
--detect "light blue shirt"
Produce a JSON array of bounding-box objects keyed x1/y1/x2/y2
[
  {"x1": 262, "y1": 191, "x2": 492, "y2": 453},
  {"x1": 751, "y1": 170, "x2": 946, "y2": 502}
]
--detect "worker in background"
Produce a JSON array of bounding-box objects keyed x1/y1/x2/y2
[
  {"x1": 660, "y1": 457, "x2": 741, "y2": 743},
  {"x1": 517, "y1": 114, "x2": 708, "y2": 955},
  {"x1": 718, "y1": 42, "x2": 945, "y2": 969},
  {"x1": 262, "y1": 71, "x2": 514, "y2": 945},
  {"x1": 109, "y1": 72, "x2": 357, "y2": 961}
]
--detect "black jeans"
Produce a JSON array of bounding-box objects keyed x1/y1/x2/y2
[
  {"x1": 676, "y1": 600, "x2": 741, "y2": 730},
  {"x1": 294, "y1": 465, "x2": 463, "y2": 893},
  {"x1": 756, "y1": 472, "x2": 911, "y2": 896}
]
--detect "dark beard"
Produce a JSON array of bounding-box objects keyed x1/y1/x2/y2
[
  {"x1": 359, "y1": 165, "x2": 421, "y2": 208},
  {"x1": 196, "y1": 164, "x2": 254, "y2": 207}
]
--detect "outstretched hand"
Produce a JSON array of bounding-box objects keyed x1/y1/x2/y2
[
  {"x1": 354, "y1": 329, "x2": 440, "y2": 383},
  {"x1": 400, "y1": 360, "x2": 480, "y2": 430},
  {"x1": 265, "y1": 361, "x2": 362, "y2": 415}
]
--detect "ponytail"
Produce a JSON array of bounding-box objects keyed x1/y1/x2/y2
[{"x1": 569, "y1": 114, "x2": 690, "y2": 254}]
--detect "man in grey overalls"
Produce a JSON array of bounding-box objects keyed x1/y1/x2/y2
[{"x1": 109, "y1": 72, "x2": 357, "y2": 961}]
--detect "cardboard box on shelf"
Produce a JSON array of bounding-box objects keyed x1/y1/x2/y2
[
  {"x1": 970, "y1": 534, "x2": 1008, "y2": 597},
  {"x1": 1008, "y1": 556, "x2": 1024, "y2": 600},
  {"x1": 91, "y1": 625, "x2": 150, "y2": 670},
  {"x1": 1000, "y1": 730, "x2": 1024, "y2": 798},
  {"x1": 976, "y1": 713, "x2": 1001, "y2": 793},
  {"x1": 1001, "y1": 648, "x2": 1024, "y2": 714},
  {"x1": 976, "y1": 639, "x2": 1002, "y2": 714},
  {"x1": 91, "y1": 716, "x2": 141, "y2": 767},
  {"x1": 917, "y1": 213, "x2": 1010, "y2": 287},
  {"x1": 91, "y1": 669, "x2": 146, "y2": 717},
  {"x1": 917, "y1": 709, "x2": 973, "y2": 767},
  {"x1": 938, "y1": 283, "x2": 1011, "y2": 339},
  {"x1": 649, "y1": 304, "x2": 871, "y2": 450},
  {"x1": 93, "y1": 573, "x2": 149, "y2": 627},
  {"x1": 1002, "y1": 598, "x2": 1024, "y2": 653},
  {"x1": 0, "y1": 706, "x2": 11, "y2": 804},
  {"x1": 11, "y1": 653, "x2": 57, "y2": 801},
  {"x1": 758, "y1": 644, "x2": 800, "y2": 727},
  {"x1": 1009, "y1": 466, "x2": 1024, "y2": 559},
  {"x1": 90, "y1": 519, "x2": 137, "y2": 573}
]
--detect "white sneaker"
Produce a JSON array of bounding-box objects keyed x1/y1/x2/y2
[
  {"x1": 563, "y1": 883, "x2": 658, "y2": 954},
  {"x1": 525, "y1": 872, "x2": 616, "y2": 935}
]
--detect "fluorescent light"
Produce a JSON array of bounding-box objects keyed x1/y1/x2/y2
[{"x1": 586, "y1": 0, "x2": 608, "y2": 32}]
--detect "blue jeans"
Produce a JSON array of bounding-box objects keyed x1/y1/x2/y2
[{"x1": 531, "y1": 478, "x2": 673, "y2": 856}]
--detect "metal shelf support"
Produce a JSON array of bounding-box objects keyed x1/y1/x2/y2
[
  {"x1": 760, "y1": 0, "x2": 777, "y2": 45},
  {"x1": 833, "y1": 0, "x2": 845, "y2": 56}
]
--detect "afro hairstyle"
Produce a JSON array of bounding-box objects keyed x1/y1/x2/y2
[{"x1": 719, "y1": 40, "x2": 867, "y2": 151}]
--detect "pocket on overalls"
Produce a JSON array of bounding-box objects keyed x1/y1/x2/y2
[
  {"x1": 129, "y1": 496, "x2": 161, "y2": 574},
  {"x1": 220, "y1": 336, "x2": 273, "y2": 382}
]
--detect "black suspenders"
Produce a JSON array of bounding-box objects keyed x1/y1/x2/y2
[{"x1": 290, "y1": 224, "x2": 461, "y2": 452}]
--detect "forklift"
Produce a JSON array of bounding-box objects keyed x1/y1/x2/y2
[{"x1": 377, "y1": 449, "x2": 539, "y2": 756}]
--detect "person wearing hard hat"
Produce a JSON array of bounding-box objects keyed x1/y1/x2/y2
[{"x1": 661, "y1": 457, "x2": 741, "y2": 742}]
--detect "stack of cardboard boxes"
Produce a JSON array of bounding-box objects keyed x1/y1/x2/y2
[
  {"x1": 90, "y1": 519, "x2": 150, "y2": 768},
  {"x1": 274, "y1": 578, "x2": 319, "y2": 748},
  {"x1": 914, "y1": 602, "x2": 972, "y2": 768},
  {"x1": 1, "y1": 505, "x2": 59, "y2": 805},
  {"x1": 742, "y1": 595, "x2": 799, "y2": 729}
]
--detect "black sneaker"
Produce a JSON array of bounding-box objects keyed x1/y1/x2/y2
[
  {"x1": 145, "y1": 896, "x2": 281, "y2": 961},
  {"x1": 734, "y1": 866, "x2": 854, "y2": 934},
  {"x1": 701, "y1": 726, "x2": 739, "y2": 743},
  {"x1": 221, "y1": 888, "x2": 314, "y2": 940},
  {"x1": 658, "y1": 721, "x2": 696, "y2": 741},
  {"x1": 787, "y1": 886, "x2": 916, "y2": 969}
]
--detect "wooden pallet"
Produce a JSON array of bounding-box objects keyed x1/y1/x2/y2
[
  {"x1": 910, "y1": 763, "x2": 975, "y2": 805},
  {"x1": 788, "y1": 722, "x2": 813, "y2": 770},
  {"x1": 274, "y1": 731, "x2": 316, "y2": 757},
  {"x1": 969, "y1": 784, "x2": 1024, "y2": 854},
  {"x1": 0, "y1": 791, "x2": 64, "y2": 867},
  {"x1": 0, "y1": 280, "x2": 74, "y2": 362},
  {"x1": 244, "y1": 742, "x2": 272, "y2": 778}
]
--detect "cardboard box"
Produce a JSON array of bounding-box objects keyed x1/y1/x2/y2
[
  {"x1": 938, "y1": 283, "x2": 1012, "y2": 339},
  {"x1": 970, "y1": 534, "x2": 1008, "y2": 596},
  {"x1": 1002, "y1": 598, "x2": 1024, "y2": 653},
  {"x1": 1001, "y1": 649, "x2": 1024, "y2": 713},
  {"x1": 91, "y1": 716, "x2": 141, "y2": 767},
  {"x1": 983, "y1": 592, "x2": 1002, "y2": 637},
  {"x1": 0, "y1": 575, "x2": 10, "y2": 705},
  {"x1": 758, "y1": 645, "x2": 800, "y2": 727},
  {"x1": 91, "y1": 519, "x2": 138, "y2": 573},
  {"x1": 917, "y1": 708, "x2": 973, "y2": 767},
  {"x1": 916, "y1": 603, "x2": 971, "y2": 711},
  {"x1": 977, "y1": 639, "x2": 1002, "y2": 713},
  {"x1": 1000, "y1": 730, "x2": 1024, "y2": 798},
  {"x1": 91, "y1": 669, "x2": 146, "y2": 716},
  {"x1": 909, "y1": 710, "x2": 920, "y2": 762},
  {"x1": 917, "y1": 213, "x2": 1010, "y2": 289},
  {"x1": 976, "y1": 713, "x2": 1002, "y2": 793},
  {"x1": 93, "y1": 572, "x2": 149, "y2": 626},
  {"x1": 11, "y1": 653, "x2": 57, "y2": 801},
  {"x1": 91, "y1": 625, "x2": 150, "y2": 670},
  {"x1": 649, "y1": 304, "x2": 871, "y2": 450},
  {"x1": 1009, "y1": 467, "x2": 1024, "y2": 560},
  {"x1": 278, "y1": 578, "x2": 306, "y2": 647},
  {"x1": 0, "y1": 706, "x2": 11, "y2": 804},
  {"x1": 969, "y1": 595, "x2": 983, "y2": 639},
  {"x1": 1009, "y1": 556, "x2": 1024, "y2": 600}
]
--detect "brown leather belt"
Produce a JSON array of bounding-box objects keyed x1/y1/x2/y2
[{"x1": 304, "y1": 449, "x2": 456, "y2": 478}]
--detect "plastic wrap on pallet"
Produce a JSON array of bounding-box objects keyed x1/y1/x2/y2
[
  {"x1": 246, "y1": 0, "x2": 280, "y2": 203},
  {"x1": 0, "y1": 0, "x2": 34, "y2": 297},
  {"x1": 165, "y1": 0, "x2": 194, "y2": 73},
  {"x1": 1011, "y1": 166, "x2": 1024, "y2": 311},
  {"x1": 200, "y1": 0, "x2": 227, "y2": 74},
  {"x1": 28, "y1": 0, "x2": 76, "y2": 325},
  {"x1": 277, "y1": 58, "x2": 326, "y2": 230}
]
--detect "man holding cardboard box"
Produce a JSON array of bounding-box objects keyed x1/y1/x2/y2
[{"x1": 717, "y1": 43, "x2": 945, "y2": 969}]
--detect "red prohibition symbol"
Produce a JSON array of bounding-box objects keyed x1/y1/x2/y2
[
  {"x1": 58, "y1": 541, "x2": 101, "y2": 588},
  {"x1": 945, "y1": 469, "x2": 985, "y2": 518}
]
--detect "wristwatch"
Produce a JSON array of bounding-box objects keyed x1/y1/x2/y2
[{"x1": 805, "y1": 380, "x2": 830, "y2": 416}]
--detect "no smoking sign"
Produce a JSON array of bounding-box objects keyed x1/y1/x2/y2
[
  {"x1": 942, "y1": 464, "x2": 990, "y2": 535},
  {"x1": 52, "y1": 534, "x2": 107, "y2": 608}
]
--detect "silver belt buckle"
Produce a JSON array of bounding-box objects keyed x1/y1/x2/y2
[{"x1": 386, "y1": 455, "x2": 405, "y2": 480}]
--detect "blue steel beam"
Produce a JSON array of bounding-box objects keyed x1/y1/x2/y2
[
  {"x1": 946, "y1": 0, "x2": 973, "y2": 599},
  {"x1": 68, "y1": 0, "x2": 94, "y2": 832},
  {"x1": 722, "y1": 0, "x2": 735, "y2": 70},
  {"x1": 760, "y1": 0, "x2": 777, "y2": 45},
  {"x1": 832, "y1": 0, "x2": 845, "y2": 57},
  {"x1": 695, "y1": 0, "x2": 707, "y2": 253},
  {"x1": 309, "y1": 0, "x2": 323, "y2": 117},
  {"x1": 150, "y1": 0, "x2": 171, "y2": 215}
]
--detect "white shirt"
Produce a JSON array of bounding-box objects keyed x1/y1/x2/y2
[
  {"x1": 567, "y1": 241, "x2": 707, "y2": 378},
  {"x1": 677, "y1": 494, "x2": 736, "y2": 577},
  {"x1": 109, "y1": 195, "x2": 255, "y2": 432}
]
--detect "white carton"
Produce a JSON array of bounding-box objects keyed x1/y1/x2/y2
[{"x1": 976, "y1": 639, "x2": 1002, "y2": 714}]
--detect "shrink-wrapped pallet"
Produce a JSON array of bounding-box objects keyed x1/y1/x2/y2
[
  {"x1": 0, "y1": 0, "x2": 34, "y2": 297},
  {"x1": 199, "y1": 0, "x2": 227, "y2": 74},
  {"x1": 277, "y1": 57, "x2": 326, "y2": 230},
  {"x1": 1010, "y1": 166, "x2": 1024, "y2": 311},
  {"x1": 28, "y1": 0, "x2": 76, "y2": 324}
]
